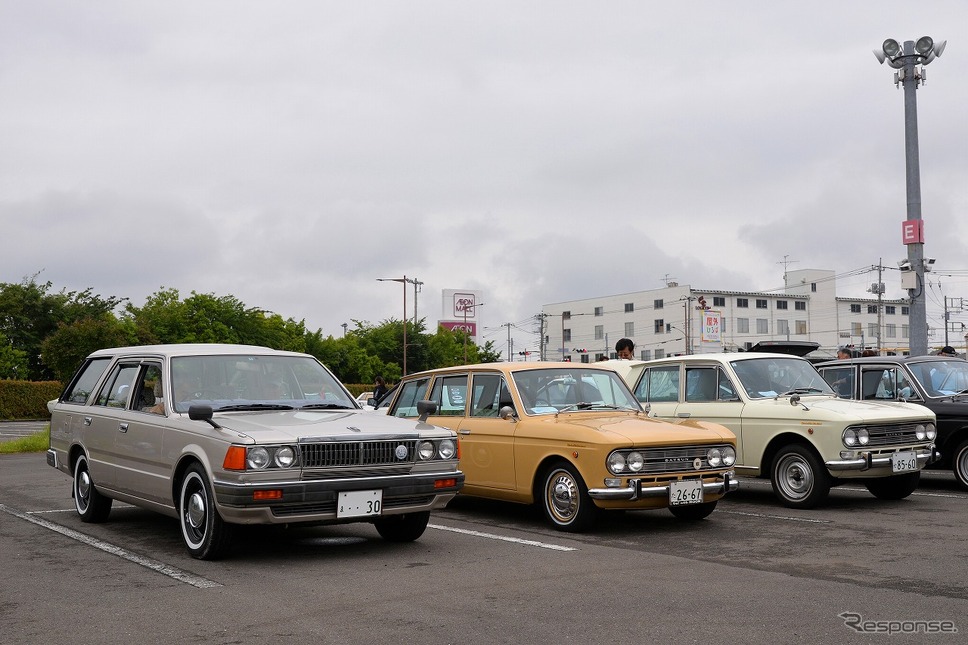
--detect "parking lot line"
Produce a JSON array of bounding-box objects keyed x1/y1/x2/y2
[
  {"x1": 719, "y1": 510, "x2": 831, "y2": 523},
  {"x1": 429, "y1": 523, "x2": 577, "y2": 551},
  {"x1": 0, "y1": 503, "x2": 221, "y2": 589}
]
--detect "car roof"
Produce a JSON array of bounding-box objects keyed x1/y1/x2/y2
[
  {"x1": 402, "y1": 361, "x2": 624, "y2": 379},
  {"x1": 815, "y1": 355, "x2": 967, "y2": 367},
  {"x1": 86, "y1": 343, "x2": 309, "y2": 359}
]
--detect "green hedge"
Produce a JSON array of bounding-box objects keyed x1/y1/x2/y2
[{"x1": 0, "y1": 380, "x2": 63, "y2": 420}]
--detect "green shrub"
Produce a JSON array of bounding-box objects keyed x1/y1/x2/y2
[{"x1": 0, "y1": 380, "x2": 63, "y2": 420}]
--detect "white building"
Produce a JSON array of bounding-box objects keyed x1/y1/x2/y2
[{"x1": 540, "y1": 269, "x2": 911, "y2": 362}]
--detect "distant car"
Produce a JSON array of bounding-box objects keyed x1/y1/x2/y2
[
  {"x1": 816, "y1": 355, "x2": 968, "y2": 488},
  {"x1": 605, "y1": 353, "x2": 940, "y2": 508},
  {"x1": 46, "y1": 344, "x2": 463, "y2": 559},
  {"x1": 385, "y1": 362, "x2": 738, "y2": 531}
]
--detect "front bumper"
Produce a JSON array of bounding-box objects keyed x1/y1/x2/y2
[
  {"x1": 212, "y1": 470, "x2": 464, "y2": 524},
  {"x1": 825, "y1": 445, "x2": 940, "y2": 472},
  {"x1": 587, "y1": 471, "x2": 738, "y2": 501}
]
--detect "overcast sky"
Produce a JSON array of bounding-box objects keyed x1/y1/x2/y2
[{"x1": 3, "y1": 1, "x2": 967, "y2": 356}]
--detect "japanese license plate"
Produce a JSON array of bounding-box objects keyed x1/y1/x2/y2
[
  {"x1": 337, "y1": 490, "x2": 383, "y2": 518},
  {"x1": 891, "y1": 451, "x2": 918, "y2": 473},
  {"x1": 669, "y1": 480, "x2": 704, "y2": 506}
]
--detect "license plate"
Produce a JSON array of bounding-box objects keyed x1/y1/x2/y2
[
  {"x1": 337, "y1": 490, "x2": 383, "y2": 518},
  {"x1": 891, "y1": 451, "x2": 918, "y2": 473},
  {"x1": 670, "y1": 480, "x2": 704, "y2": 506}
]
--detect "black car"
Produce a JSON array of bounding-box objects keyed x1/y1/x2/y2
[{"x1": 816, "y1": 355, "x2": 968, "y2": 488}]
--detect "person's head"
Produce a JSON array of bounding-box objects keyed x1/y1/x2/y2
[
  {"x1": 837, "y1": 347, "x2": 852, "y2": 359},
  {"x1": 375, "y1": 376, "x2": 386, "y2": 387},
  {"x1": 615, "y1": 338, "x2": 635, "y2": 360},
  {"x1": 938, "y1": 346, "x2": 957, "y2": 357}
]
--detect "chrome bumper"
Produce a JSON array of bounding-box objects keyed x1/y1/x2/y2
[
  {"x1": 587, "y1": 472, "x2": 738, "y2": 501},
  {"x1": 825, "y1": 446, "x2": 940, "y2": 472}
]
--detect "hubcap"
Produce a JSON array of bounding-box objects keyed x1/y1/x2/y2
[
  {"x1": 549, "y1": 473, "x2": 578, "y2": 521},
  {"x1": 779, "y1": 456, "x2": 812, "y2": 498},
  {"x1": 187, "y1": 491, "x2": 206, "y2": 529},
  {"x1": 77, "y1": 469, "x2": 91, "y2": 502}
]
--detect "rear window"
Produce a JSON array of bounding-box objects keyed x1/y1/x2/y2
[{"x1": 62, "y1": 357, "x2": 112, "y2": 404}]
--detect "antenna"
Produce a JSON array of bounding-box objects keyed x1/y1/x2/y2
[{"x1": 777, "y1": 255, "x2": 798, "y2": 285}]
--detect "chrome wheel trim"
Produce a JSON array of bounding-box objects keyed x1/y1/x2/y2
[
  {"x1": 546, "y1": 470, "x2": 579, "y2": 524},
  {"x1": 181, "y1": 474, "x2": 208, "y2": 547},
  {"x1": 776, "y1": 454, "x2": 813, "y2": 500},
  {"x1": 75, "y1": 463, "x2": 91, "y2": 512},
  {"x1": 955, "y1": 444, "x2": 968, "y2": 487}
]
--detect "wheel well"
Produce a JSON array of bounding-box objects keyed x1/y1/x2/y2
[
  {"x1": 530, "y1": 456, "x2": 572, "y2": 503},
  {"x1": 171, "y1": 456, "x2": 203, "y2": 507},
  {"x1": 68, "y1": 444, "x2": 85, "y2": 472},
  {"x1": 759, "y1": 433, "x2": 819, "y2": 478},
  {"x1": 937, "y1": 427, "x2": 968, "y2": 467}
]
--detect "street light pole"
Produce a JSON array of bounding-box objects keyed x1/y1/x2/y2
[
  {"x1": 875, "y1": 36, "x2": 946, "y2": 356},
  {"x1": 377, "y1": 276, "x2": 415, "y2": 375}
]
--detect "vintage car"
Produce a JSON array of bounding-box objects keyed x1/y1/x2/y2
[
  {"x1": 384, "y1": 362, "x2": 739, "y2": 531},
  {"x1": 815, "y1": 355, "x2": 968, "y2": 488},
  {"x1": 46, "y1": 344, "x2": 463, "y2": 559},
  {"x1": 605, "y1": 353, "x2": 940, "y2": 509}
]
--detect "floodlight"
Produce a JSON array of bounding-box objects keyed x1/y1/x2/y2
[
  {"x1": 915, "y1": 36, "x2": 934, "y2": 56},
  {"x1": 882, "y1": 39, "x2": 901, "y2": 58},
  {"x1": 898, "y1": 259, "x2": 912, "y2": 271},
  {"x1": 934, "y1": 40, "x2": 947, "y2": 57},
  {"x1": 873, "y1": 49, "x2": 887, "y2": 64}
]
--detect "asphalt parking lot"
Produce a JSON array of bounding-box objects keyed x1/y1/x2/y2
[
  {"x1": 1, "y1": 452, "x2": 966, "y2": 645},
  {"x1": 0, "y1": 420, "x2": 47, "y2": 443}
]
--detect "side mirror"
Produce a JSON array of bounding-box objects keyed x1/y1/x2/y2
[
  {"x1": 416, "y1": 399, "x2": 438, "y2": 423},
  {"x1": 188, "y1": 404, "x2": 220, "y2": 428}
]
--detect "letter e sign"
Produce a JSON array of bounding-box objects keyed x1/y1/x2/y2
[{"x1": 901, "y1": 219, "x2": 923, "y2": 245}]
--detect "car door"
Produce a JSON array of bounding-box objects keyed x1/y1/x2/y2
[
  {"x1": 672, "y1": 365, "x2": 749, "y2": 464},
  {"x1": 84, "y1": 361, "x2": 142, "y2": 489},
  {"x1": 452, "y1": 372, "x2": 517, "y2": 492},
  {"x1": 631, "y1": 364, "x2": 681, "y2": 420}
]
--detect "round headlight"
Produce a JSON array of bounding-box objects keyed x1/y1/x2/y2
[
  {"x1": 722, "y1": 446, "x2": 736, "y2": 466},
  {"x1": 438, "y1": 439, "x2": 456, "y2": 460},
  {"x1": 417, "y1": 440, "x2": 436, "y2": 460},
  {"x1": 274, "y1": 446, "x2": 295, "y2": 468},
  {"x1": 915, "y1": 424, "x2": 926, "y2": 441},
  {"x1": 626, "y1": 452, "x2": 644, "y2": 472},
  {"x1": 247, "y1": 446, "x2": 270, "y2": 469},
  {"x1": 857, "y1": 428, "x2": 870, "y2": 445},
  {"x1": 926, "y1": 423, "x2": 937, "y2": 440},
  {"x1": 844, "y1": 429, "x2": 857, "y2": 447},
  {"x1": 707, "y1": 447, "x2": 723, "y2": 468},
  {"x1": 608, "y1": 452, "x2": 627, "y2": 474}
]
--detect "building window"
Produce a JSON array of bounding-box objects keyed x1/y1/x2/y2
[
  {"x1": 713, "y1": 296, "x2": 725, "y2": 307},
  {"x1": 654, "y1": 319, "x2": 665, "y2": 334},
  {"x1": 851, "y1": 322, "x2": 862, "y2": 335},
  {"x1": 811, "y1": 283, "x2": 817, "y2": 292},
  {"x1": 625, "y1": 321, "x2": 634, "y2": 337},
  {"x1": 654, "y1": 299, "x2": 664, "y2": 310},
  {"x1": 624, "y1": 302, "x2": 634, "y2": 313},
  {"x1": 563, "y1": 329, "x2": 571, "y2": 342},
  {"x1": 641, "y1": 349, "x2": 652, "y2": 360},
  {"x1": 795, "y1": 301, "x2": 806, "y2": 311},
  {"x1": 868, "y1": 323, "x2": 878, "y2": 337},
  {"x1": 737, "y1": 298, "x2": 749, "y2": 308},
  {"x1": 562, "y1": 311, "x2": 571, "y2": 320},
  {"x1": 777, "y1": 319, "x2": 790, "y2": 335},
  {"x1": 737, "y1": 318, "x2": 750, "y2": 333},
  {"x1": 902, "y1": 324, "x2": 909, "y2": 338},
  {"x1": 655, "y1": 349, "x2": 665, "y2": 359},
  {"x1": 886, "y1": 323, "x2": 896, "y2": 338},
  {"x1": 901, "y1": 306, "x2": 910, "y2": 315},
  {"x1": 756, "y1": 299, "x2": 768, "y2": 309},
  {"x1": 580, "y1": 354, "x2": 590, "y2": 364},
  {"x1": 756, "y1": 319, "x2": 768, "y2": 334},
  {"x1": 850, "y1": 304, "x2": 861, "y2": 313},
  {"x1": 776, "y1": 300, "x2": 788, "y2": 310},
  {"x1": 594, "y1": 325, "x2": 604, "y2": 340},
  {"x1": 594, "y1": 306, "x2": 603, "y2": 316},
  {"x1": 885, "y1": 305, "x2": 896, "y2": 315},
  {"x1": 795, "y1": 320, "x2": 807, "y2": 334},
  {"x1": 867, "y1": 305, "x2": 878, "y2": 314}
]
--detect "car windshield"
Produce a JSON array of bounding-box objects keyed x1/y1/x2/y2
[
  {"x1": 729, "y1": 357, "x2": 834, "y2": 399},
  {"x1": 905, "y1": 360, "x2": 968, "y2": 398},
  {"x1": 170, "y1": 354, "x2": 355, "y2": 413},
  {"x1": 510, "y1": 367, "x2": 641, "y2": 415}
]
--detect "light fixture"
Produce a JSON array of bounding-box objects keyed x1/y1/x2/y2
[
  {"x1": 898, "y1": 259, "x2": 912, "y2": 271},
  {"x1": 883, "y1": 38, "x2": 901, "y2": 58},
  {"x1": 915, "y1": 36, "x2": 934, "y2": 56}
]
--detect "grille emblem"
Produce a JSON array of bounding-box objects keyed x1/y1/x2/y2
[
  {"x1": 395, "y1": 444, "x2": 409, "y2": 460},
  {"x1": 693, "y1": 458, "x2": 703, "y2": 470}
]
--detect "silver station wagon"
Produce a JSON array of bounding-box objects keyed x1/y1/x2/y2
[{"x1": 46, "y1": 344, "x2": 464, "y2": 559}]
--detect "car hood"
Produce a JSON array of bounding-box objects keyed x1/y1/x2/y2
[
  {"x1": 202, "y1": 409, "x2": 452, "y2": 442},
  {"x1": 546, "y1": 412, "x2": 736, "y2": 446},
  {"x1": 747, "y1": 396, "x2": 935, "y2": 423}
]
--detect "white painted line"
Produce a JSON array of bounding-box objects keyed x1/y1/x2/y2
[
  {"x1": 720, "y1": 510, "x2": 831, "y2": 524},
  {"x1": 429, "y1": 523, "x2": 576, "y2": 551},
  {"x1": 0, "y1": 503, "x2": 221, "y2": 588}
]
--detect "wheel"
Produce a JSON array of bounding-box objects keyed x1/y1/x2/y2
[
  {"x1": 770, "y1": 445, "x2": 831, "y2": 509},
  {"x1": 73, "y1": 453, "x2": 112, "y2": 522},
  {"x1": 540, "y1": 462, "x2": 597, "y2": 532},
  {"x1": 179, "y1": 463, "x2": 232, "y2": 560},
  {"x1": 374, "y1": 511, "x2": 430, "y2": 542},
  {"x1": 669, "y1": 500, "x2": 718, "y2": 521},
  {"x1": 865, "y1": 471, "x2": 920, "y2": 500},
  {"x1": 953, "y1": 439, "x2": 968, "y2": 491}
]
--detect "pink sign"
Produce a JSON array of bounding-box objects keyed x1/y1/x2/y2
[
  {"x1": 440, "y1": 321, "x2": 477, "y2": 336},
  {"x1": 902, "y1": 219, "x2": 924, "y2": 245}
]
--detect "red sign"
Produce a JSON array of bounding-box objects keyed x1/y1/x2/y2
[
  {"x1": 902, "y1": 219, "x2": 924, "y2": 245},
  {"x1": 440, "y1": 321, "x2": 477, "y2": 336}
]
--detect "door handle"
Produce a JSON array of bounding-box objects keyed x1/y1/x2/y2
[
  {"x1": 119, "y1": 423, "x2": 129, "y2": 433},
  {"x1": 83, "y1": 417, "x2": 92, "y2": 426},
  {"x1": 459, "y1": 429, "x2": 471, "y2": 435},
  {"x1": 676, "y1": 412, "x2": 691, "y2": 418}
]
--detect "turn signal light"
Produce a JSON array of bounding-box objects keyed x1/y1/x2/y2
[
  {"x1": 434, "y1": 478, "x2": 458, "y2": 489},
  {"x1": 223, "y1": 445, "x2": 247, "y2": 470},
  {"x1": 253, "y1": 490, "x2": 283, "y2": 501}
]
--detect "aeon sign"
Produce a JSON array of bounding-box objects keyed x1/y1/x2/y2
[{"x1": 453, "y1": 293, "x2": 477, "y2": 318}]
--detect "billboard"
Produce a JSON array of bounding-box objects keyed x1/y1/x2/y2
[{"x1": 440, "y1": 289, "x2": 483, "y2": 342}]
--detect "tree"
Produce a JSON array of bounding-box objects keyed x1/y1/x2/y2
[
  {"x1": 0, "y1": 331, "x2": 28, "y2": 380},
  {"x1": 40, "y1": 316, "x2": 133, "y2": 383}
]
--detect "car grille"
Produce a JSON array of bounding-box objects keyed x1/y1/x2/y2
[
  {"x1": 850, "y1": 422, "x2": 928, "y2": 447},
  {"x1": 639, "y1": 445, "x2": 732, "y2": 474},
  {"x1": 300, "y1": 440, "x2": 418, "y2": 468}
]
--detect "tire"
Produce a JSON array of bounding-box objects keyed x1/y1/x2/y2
[
  {"x1": 770, "y1": 445, "x2": 831, "y2": 509},
  {"x1": 179, "y1": 463, "x2": 232, "y2": 560},
  {"x1": 669, "y1": 500, "x2": 718, "y2": 521},
  {"x1": 73, "y1": 453, "x2": 112, "y2": 523},
  {"x1": 953, "y1": 439, "x2": 968, "y2": 491},
  {"x1": 374, "y1": 511, "x2": 431, "y2": 542},
  {"x1": 865, "y1": 471, "x2": 920, "y2": 500},
  {"x1": 540, "y1": 462, "x2": 597, "y2": 532}
]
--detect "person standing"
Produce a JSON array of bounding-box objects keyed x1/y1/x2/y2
[{"x1": 373, "y1": 376, "x2": 389, "y2": 403}]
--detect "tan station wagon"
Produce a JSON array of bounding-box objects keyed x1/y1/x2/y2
[
  {"x1": 385, "y1": 362, "x2": 738, "y2": 531},
  {"x1": 47, "y1": 344, "x2": 464, "y2": 559}
]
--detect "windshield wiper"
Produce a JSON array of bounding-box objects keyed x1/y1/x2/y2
[
  {"x1": 216, "y1": 403, "x2": 295, "y2": 411},
  {"x1": 557, "y1": 402, "x2": 619, "y2": 412},
  {"x1": 300, "y1": 403, "x2": 354, "y2": 410},
  {"x1": 778, "y1": 387, "x2": 824, "y2": 396}
]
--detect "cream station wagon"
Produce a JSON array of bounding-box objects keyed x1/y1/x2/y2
[
  {"x1": 606, "y1": 353, "x2": 940, "y2": 508},
  {"x1": 47, "y1": 344, "x2": 463, "y2": 559},
  {"x1": 386, "y1": 362, "x2": 738, "y2": 531}
]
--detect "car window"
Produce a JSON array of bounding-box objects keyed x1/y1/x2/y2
[
  {"x1": 135, "y1": 363, "x2": 165, "y2": 415},
  {"x1": 907, "y1": 360, "x2": 968, "y2": 397},
  {"x1": 819, "y1": 366, "x2": 854, "y2": 398},
  {"x1": 861, "y1": 368, "x2": 896, "y2": 400},
  {"x1": 511, "y1": 367, "x2": 639, "y2": 414},
  {"x1": 62, "y1": 357, "x2": 112, "y2": 404},
  {"x1": 389, "y1": 377, "x2": 430, "y2": 418},
  {"x1": 429, "y1": 375, "x2": 468, "y2": 416},
  {"x1": 636, "y1": 366, "x2": 679, "y2": 403},
  {"x1": 729, "y1": 357, "x2": 833, "y2": 398},
  {"x1": 469, "y1": 373, "x2": 512, "y2": 417},
  {"x1": 95, "y1": 363, "x2": 141, "y2": 409}
]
